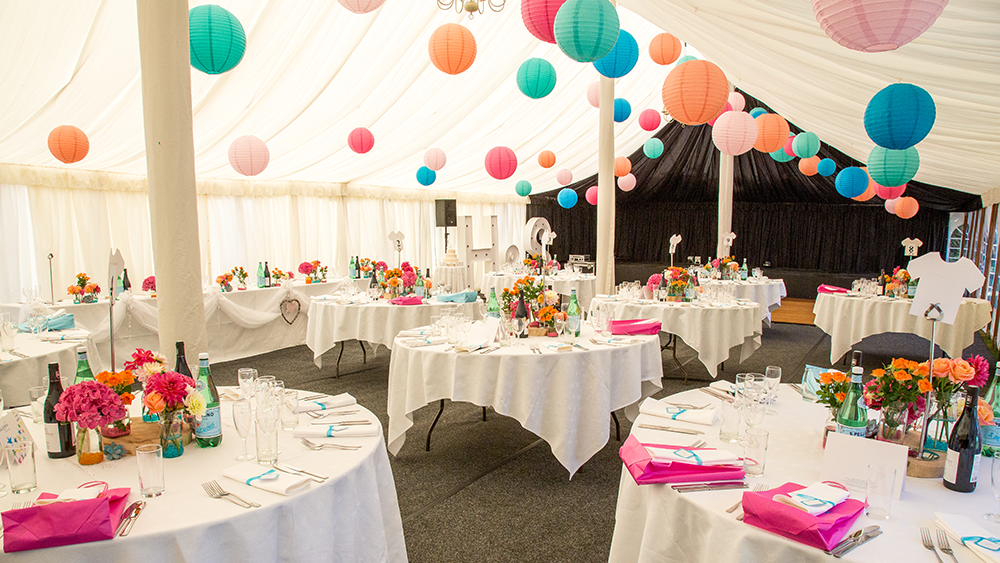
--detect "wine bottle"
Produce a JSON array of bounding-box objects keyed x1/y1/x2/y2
[
  {"x1": 836, "y1": 350, "x2": 868, "y2": 437},
  {"x1": 264, "y1": 261, "x2": 271, "y2": 288},
  {"x1": 877, "y1": 269, "x2": 886, "y2": 296},
  {"x1": 257, "y1": 261, "x2": 264, "y2": 288},
  {"x1": 740, "y1": 259, "x2": 748, "y2": 281},
  {"x1": 657, "y1": 270, "x2": 666, "y2": 301},
  {"x1": 192, "y1": 353, "x2": 223, "y2": 448},
  {"x1": 514, "y1": 292, "x2": 529, "y2": 339},
  {"x1": 174, "y1": 341, "x2": 193, "y2": 379},
  {"x1": 944, "y1": 386, "x2": 983, "y2": 492},
  {"x1": 487, "y1": 288, "x2": 500, "y2": 318},
  {"x1": 122, "y1": 268, "x2": 132, "y2": 292},
  {"x1": 982, "y1": 363, "x2": 1000, "y2": 457},
  {"x1": 567, "y1": 289, "x2": 582, "y2": 338},
  {"x1": 44, "y1": 363, "x2": 75, "y2": 458},
  {"x1": 73, "y1": 346, "x2": 94, "y2": 385}
]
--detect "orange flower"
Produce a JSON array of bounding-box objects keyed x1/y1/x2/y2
[
  {"x1": 834, "y1": 392, "x2": 846, "y2": 402},
  {"x1": 906, "y1": 360, "x2": 919, "y2": 371},
  {"x1": 918, "y1": 379, "x2": 933, "y2": 393},
  {"x1": 912, "y1": 363, "x2": 929, "y2": 377},
  {"x1": 871, "y1": 368, "x2": 886, "y2": 379},
  {"x1": 951, "y1": 359, "x2": 975, "y2": 382},
  {"x1": 819, "y1": 372, "x2": 833, "y2": 385},
  {"x1": 891, "y1": 358, "x2": 909, "y2": 370},
  {"x1": 931, "y1": 358, "x2": 954, "y2": 378},
  {"x1": 831, "y1": 371, "x2": 847, "y2": 383},
  {"x1": 121, "y1": 392, "x2": 135, "y2": 405},
  {"x1": 979, "y1": 399, "x2": 995, "y2": 426},
  {"x1": 892, "y1": 370, "x2": 912, "y2": 381},
  {"x1": 143, "y1": 392, "x2": 165, "y2": 414}
]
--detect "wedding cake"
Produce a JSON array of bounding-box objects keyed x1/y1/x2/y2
[{"x1": 442, "y1": 249, "x2": 460, "y2": 265}]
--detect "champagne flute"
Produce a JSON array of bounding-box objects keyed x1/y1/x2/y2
[
  {"x1": 237, "y1": 368, "x2": 257, "y2": 399},
  {"x1": 233, "y1": 398, "x2": 254, "y2": 461},
  {"x1": 987, "y1": 452, "x2": 1000, "y2": 523},
  {"x1": 764, "y1": 366, "x2": 781, "y2": 415}
]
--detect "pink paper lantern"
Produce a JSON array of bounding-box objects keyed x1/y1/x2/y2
[
  {"x1": 618, "y1": 173, "x2": 636, "y2": 191},
  {"x1": 485, "y1": 146, "x2": 517, "y2": 180},
  {"x1": 638, "y1": 109, "x2": 661, "y2": 131},
  {"x1": 707, "y1": 102, "x2": 733, "y2": 127},
  {"x1": 885, "y1": 197, "x2": 899, "y2": 214},
  {"x1": 348, "y1": 127, "x2": 375, "y2": 154},
  {"x1": 587, "y1": 81, "x2": 600, "y2": 108},
  {"x1": 228, "y1": 135, "x2": 270, "y2": 176},
  {"x1": 727, "y1": 92, "x2": 745, "y2": 112},
  {"x1": 337, "y1": 0, "x2": 386, "y2": 14},
  {"x1": 424, "y1": 148, "x2": 447, "y2": 171},
  {"x1": 712, "y1": 111, "x2": 758, "y2": 156},
  {"x1": 556, "y1": 169, "x2": 573, "y2": 185},
  {"x1": 521, "y1": 0, "x2": 566, "y2": 44},
  {"x1": 874, "y1": 182, "x2": 907, "y2": 200},
  {"x1": 783, "y1": 134, "x2": 797, "y2": 157},
  {"x1": 812, "y1": 0, "x2": 949, "y2": 53},
  {"x1": 585, "y1": 186, "x2": 599, "y2": 205}
]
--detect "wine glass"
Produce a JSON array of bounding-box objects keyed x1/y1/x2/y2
[
  {"x1": 233, "y1": 399, "x2": 254, "y2": 461},
  {"x1": 741, "y1": 385, "x2": 767, "y2": 433},
  {"x1": 987, "y1": 452, "x2": 1000, "y2": 522},
  {"x1": 764, "y1": 366, "x2": 781, "y2": 415},
  {"x1": 237, "y1": 368, "x2": 257, "y2": 399}
]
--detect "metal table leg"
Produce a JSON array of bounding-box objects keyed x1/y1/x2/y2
[{"x1": 426, "y1": 399, "x2": 446, "y2": 452}]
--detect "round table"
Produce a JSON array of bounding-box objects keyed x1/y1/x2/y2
[
  {"x1": 813, "y1": 293, "x2": 992, "y2": 364},
  {"x1": 0, "y1": 333, "x2": 80, "y2": 407},
  {"x1": 608, "y1": 385, "x2": 996, "y2": 562},
  {"x1": 386, "y1": 326, "x2": 663, "y2": 477},
  {"x1": 480, "y1": 272, "x2": 598, "y2": 311},
  {"x1": 433, "y1": 265, "x2": 469, "y2": 293},
  {"x1": 2, "y1": 388, "x2": 407, "y2": 562},
  {"x1": 701, "y1": 279, "x2": 786, "y2": 326}
]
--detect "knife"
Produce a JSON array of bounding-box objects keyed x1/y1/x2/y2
[
  {"x1": 115, "y1": 502, "x2": 140, "y2": 537},
  {"x1": 834, "y1": 529, "x2": 882, "y2": 558},
  {"x1": 282, "y1": 463, "x2": 329, "y2": 482},
  {"x1": 637, "y1": 423, "x2": 704, "y2": 435},
  {"x1": 120, "y1": 501, "x2": 146, "y2": 537},
  {"x1": 672, "y1": 481, "x2": 746, "y2": 491},
  {"x1": 309, "y1": 420, "x2": 371, "y2": 425},
  {"x1": 274, "y1": 463, "x2": 326, "y2": 483},
  {"x1": 674, "y1": 483, "x2": 748, "y2": 493},
  {"x1": 573, "y1": 343, "x2": 590, "y2": 351}
]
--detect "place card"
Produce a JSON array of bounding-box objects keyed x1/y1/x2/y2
[
  {"x1": 0, "y1": 410, "x2": 34, "y2": 468},
  {"x1": 820, "y1": 433, "x2": 907, "y2": 500}
]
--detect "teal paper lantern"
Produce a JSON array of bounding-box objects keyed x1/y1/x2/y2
[
  {"x1": 675, "y1": 55, "x2": 697, "y2": 65},
  {"x1": 643, "y1": 138, "x2": 664, "y2": 158},
  {"x1": 770, "y1": 148, "x2": 795, "y2": 163},
  {"x1": 864, "y1": 83, "x2": 936, "y2": 150},
  {"x1": 614, "y1": 98, "x2": 631, "y2": 122},
  {"x1": 817, "y1": 158, "x2": 836, "y2": 177},
  {"x1": 748, "y1": 107, "x2": 767, "y2": 119},
  {"x1": 835, "y1": 167, "x2": 868, "y2": 198},
  {"x1": 553, "y1": 0, "x2": 620, "y2": 63},
  {"x1": 516, "y1": 58, "x2": 557, "y2": 99},
  {"x1": 593, "y1": 29, "x2": 638, "y2": 78},
  {"x1": 189, "y1": 5, "x2": 246, "y2": 75},
  {"x1": 868, "y1": 146, "x2": 920, "y2": 187},
  {"x1": 416, "y1": 166, "x2": 436, "y2": 186},
  {"x1": 792, "y1": 131, "x2": 820, "y2": 158},
  {"x1": 515, "y1": 180, "x2": 532, "y2": 197},
  {"x1": 557, "y1": 188, "x2": 578, "y2": 208}
]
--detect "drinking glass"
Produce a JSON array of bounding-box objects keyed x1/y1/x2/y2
[
  {"x1": 237, "y1": 368, "x2": 257, "y2": 399},
  {"x1": 0, "y1": 313, "x2": 14, "y2": 353},
  {"x1": 865, "y1": 463, "x2": 896, "y2": 519},
  {"x1": 6, "y1": 442, "x2": 36, "y2": 494},
  {"x1": 233, "y1": 398, "x2": 254, "y2": 461},
  {"x1": 741, "y1": 382, "x2": 767, "y2": 434},
  {"x1": 987, "y1": 452, "x2": 1000, "y2": 523},
  {"x1": 555, "y1": 317, "x2": 570, "y2": 344},
  {"x1": 255, "y1": 404, "x2": 279, "y2": 465},
  {"x1": 255, "y1": 375, "x2": 276, "y2": 401},
  {"x1": 136, "y1": 444, "x2": 165, "y2": 497},
  {"x1": 280, "y1": 389, "x2": 298, "y2": 430},
  {"x1": 719, "y1": 400, "x2": 740, "y2": 443},
  {"x1": 28, "y1": 386, "x2": 46, "y2": 423},
  {"x1": 743, "y1": 428, "x2": 768, "y2": 477},
  {"x1": 600, "y1": 303, "x2": 613, "y2": 337},
  {"x1": 764, "y1": 366, "x2": 781, "y2": 414}
]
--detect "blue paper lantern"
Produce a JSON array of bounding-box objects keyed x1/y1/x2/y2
[
  {"x1": 557, "y1": 187, "x2": 578, "y2": 208},
  {"x1": 792, "y1": 131, "x2": 820, "y2": 158},
  {"x1": 643, "y1": 138, "x2": 664, "y2": 159},
  {"x1": 515, "y1": 180, "x2": 532, "y2": 196},
  {"x1": 864, "y1": 83, "x2": 936, "y2": 150},
  {"x1": 416, "y1": 166, "x2": 436, "y2": 186},
  {"x1": 553, "y1": 0, "x2": 620, "y2": 63},
  {"x1": 748, "y1": 107, "x2": 767, "y2": 119},
  {"x1": 675, "y1": 55, "x2": 697, "y2": 65},
  {"x1": 817, "y1": 158, "x2": 836, "y2": 177},
  {"x1": 835, "y1": 167, "x2": 869, "y2": 198},
  {"x1": 868, "y1": 146, "x2": 920, "y2": 187},
  {"x1": 770, "y1": 148, "x2": 795, "y2": 163},
  {"x1": 189, "y1": 5, "x2": 246, "y2": 75},
  {"x1": 516, "y1": 58, "x2": 558, "y2": 99},
  {"x1": 614, "y1": 98, "x2": 631, "y2": 122},
  {"x1": 593, "y1": 29, "x2": 638, "y2": 78}
]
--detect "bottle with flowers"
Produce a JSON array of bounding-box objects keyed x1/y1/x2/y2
[
  {"x1": 95, "y1": 370, "x2": 136, "y2": 438},
  {"x1": 68, "y1": 273, "x2": 101, "y2": 303},
  {"x1": 54, "y1": 381, "x2": 128, "y2": 465},
  {"x1": 143, "y1": 370, "x2": 206, "y2": 458},
  {"x1": 142, "y1": 275, "x2": 156, "y2": 297},
  {"x1": 123, "y1": 348, "x2": 169, "y2": 422},
  {"x1": 314, "y1": 260, "x2": 328, "y2": 282},
  {"x1": 885, "y1": 267, "x2": 911, "y2": 298},
  {"x1": 298, "y1": 261, "x2": 316, "y2": 283},
  {"x1": 216, "y1": 272, "x2": 234, "y2": 292},
  {"x1": 232, "y1": 266, "x2": 249, "y2": 290},
  {"x1": 501, "y1": 276, "x2": 543, "y2": 318},
  {"x1": 382, "y1": 267, "x2": 403, "y2": 297},
  {"x1": 523, "y1": 253, "x2": 542, "y2": 275},
  {"x1": 271, "y1": 268, "x2": 293, "y2": 284}
]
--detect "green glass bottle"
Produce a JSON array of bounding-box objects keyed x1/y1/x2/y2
[
  {"x1": 257, "y1": 261, "x2": 264, "y2": 287},
  {"x1": 415, "y1": 270, "x2": 426, "y2": 297},
  {"x1": 836, "y1": 350, "x2": 868, "y2": 437},
  {"x1": 740, "y1": 258, "x2": 748, "y2": 281},
  {"x1": 349, "y1": 256, "x2": 357, "y2": 279},
  {"x1": 487, "y1": 288, "x2": 501, "y2": 318},
  {"x1": 982, "y1": 362, "x2": 1000, "y2": 457},
  {"x1": 73, "y1": 346, "x2": 95, "y2": 385},
  {"x1": 193, "y1": 352, "x2": 222, "y2": 448},
  {"x1": 567, "y1": 289, "x2": 582, "y2": 338}
]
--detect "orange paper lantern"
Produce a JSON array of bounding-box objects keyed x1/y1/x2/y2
[
  {"x1": 428, "y1": 23, "x2": 477, "y2": 75},
  {"x1": 894, "y1": 196, "x2": 919, "y2": 219},
  {"x1": 614, "y1": 156, "x2": 631, "y2": 177},
  {"x1": 661, "y1": 60, "x2": 729, "y2": 126},
  {"x1": 753, "y1": 114, "x2": 791, "y2": 153},
  {"x1": 649, "y1": 33, "x2": 681, "y2": 65},
  {"x1": 538, "y1": 150, "x2": 556, "y2": 168},
  {"x1": 799, "y1": 156, "x2": 820, "y2": 176},
  {"x1": 48, "y1": 125, "x2": 90, "y2": 164}
]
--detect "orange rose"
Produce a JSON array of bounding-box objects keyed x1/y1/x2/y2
[
  {"x1": 143, "y1": 392, "x2": 165, "y2": 414},
  {"x1": 978, "y1": 398, "x2": 995, "y2": 426},
  {"x1": 834, "y1": 392, "x2": 846, "y2": 402},
  {"x1": 930, "y1": 358, "x2": 954, "y2": 378},
  {"x1": 912, "y1": 363, "x2": 929, "y2": 377},
  {"x1": 831, "y1": 371, "x2": 847, "y2": 383},
  {"x1": 871, "y1": 368, "x2": 885, "y2": 379},
  {"x1": 893, "y1": 370, "x2": 912, "y2": 381},
  {"x1": 891, "y1": 358, "x2": 909, "y2": 370},
  {"x1": 121, "y1": 392, "x2": 135, "y2": 406},
  {"x1": 819, "y1": 372, "x2": 833, "y2": 385},
  {"x1": 918, "y1": 379, "x2": 933, "y2": 393},
  {"x1": 951, "y1": 359, "x2": 975, "y2": 382}
]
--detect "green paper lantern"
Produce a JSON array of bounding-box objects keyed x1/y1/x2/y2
[
  {"x1": 516, "y1": 58, "x2": 557, "y2": 99},
  {"x1": 868, "y1": 146, "x2": 920, "y2": 187},
  {"x1": 553, "y1": 0, "x2": 620, "y2": 63},
  {"x1": 190, "y1": 5, "x2": 246, "y2": 75},
  {"x1": 515, "y1": 180, "x2": 532, "y2": 197},
  {"x1": 770, "y1": 147, "x2": 795, "y2": 162},
  {"x1": 675, "y1": 55, "x2": 698, "y2": 65},
  {"x1": 643, "y1": 138, "x2": 664, "y2": 159},
  {"x1": 791, "y1": 131, "x2": 820, "y2": 158}
]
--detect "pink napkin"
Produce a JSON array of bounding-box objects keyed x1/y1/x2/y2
[
  {"x1": 610, "y1": 319, "x2": 661, "y2": 335},
  {"x1": 620, "y1": 435, "x2": 745, "y2": 485},
  {"x1": 817, "y1": 284, "x2": 848, "y2": 294},
  {"x1": 389, "y1": 296, "x2": 425, "y2": 305}
]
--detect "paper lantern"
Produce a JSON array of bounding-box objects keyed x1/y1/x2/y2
[
  {"x1": 516, "y1": 180, "x2": 533, "y2": 197},
  {"x1": 812, "y1": 0, "x2": 949, "y2": 53},
  {"x1": 614, "y1": 156, "x2": 632, "y2": 177},
  {"x1": 553, "y1": 0, "x2": 621, "y2": 63},
  {"x1": 649, "y1": 33, "x2": 681, "y2": 65},
  {"x1": 792, "y1": 132, "x2": 820, "y2": 158},
  {"x1": 337, "y1": 0, "x2": 386, "y2": 13},
  {"x1": 783, "y1": 134, "x2": 797, "y2": 157},
  {"x1": 747, "y1": 108, "x2": 766, "y2": 119},
  {"x1": 661, "y1": 60, "x2": 729, "y2": 126},
  {"x1": 485, "y1": 146, "x2": 518, "y2": 180},
  {"x1": 618, "y1": 173, "x2": 636, "y2": 191},
  {"x1": 852, "y1": 184, "x2": 876, "y2": 201},
  {"x1": 429, "y1": 23, "x2": 477, "y2": 75},
  {"x1": 885, "y1": 197, "x2": 899, "y2": 214},
  {"x1": 557, "y1": 169, "x2": 573, "y2": 185},
  {"x1": 835, "y1": 167, "x2": 868, "y2": 198},
  {"x1": 864, "y1": 83, "x2": 936, "y2": 150},
  {"x1": 753, "y1": 114, "x2": 791, "y2": 153},
  {"x1": 707, "y1": 102, "x2": 732, "y2": 127},
  {"x1": 799, "y1": 156, "x2": 820, "y2": 176},
  {"x1": 585, "y1": 186, "x2": 599, "y2": 205},
  {"x1": 521, "y1": 0, "x2": 566, "y2": 43},
  {"x1": 424, "y1": 148, "x2": 447, "y2": 171},
  {"x1": 614, "y1": 98, "x2": 631, "y2": 123},
  {"x1": 594, "y1": 30, "x2": 639, "y2": 78},
  {"x1": 416, "y1": 166, "x2": 437, "y2": 186},
  {"x1": 712, "y1": 111, "x2": 758, "y2": 156},
  {"x1": 47, "y1": 125, "x2": 89, "y2": 164},
  {"x1": 348, "y1": 127, "x2": 374, "y2": 154},
  {"x1": 770, "y1": 148, "x2": 795, "y2": 163},
  {"x1": 675, "y1": 55, "x2": 697, "y2": 65},
  {"x1": 517, "y1": 58, "x2": 557, "y2": 99},
  {"x1": 638, "y1": 109, "x2": 661, "y2": 131},
  {"x1": 587, "y1": 81, "x2": 601, "y2": 108},
  {"x1": 557, "y1": 188, "x2": 578, "y2": 208},
  {"x1": 874, "y1": 182, "x2": 907, "y2": 200},
  {"x1": 189, "y1": 5, "x2": 246, "y2": 76},
  {"x1": 728, "y1": 92, "x2": 746, "y2": 112},
  {"x1": 643, "y1": 138, "x2": 664, "y2": 159},
  {"x1": 228, "y1": 135, "x2": 269, "y2": 176},
  {"x1": 817, "y1": 158, "x2": 836, "y2": 177},
  {"x1": 538, "y1": 150, "x2": 556, "y2": 168},
  {"x1": 894, "y1": 196, "x2": 919, "y2": 219},
  {"x1": 868, "y1": 146, "x2": 919, "y2": 187}
]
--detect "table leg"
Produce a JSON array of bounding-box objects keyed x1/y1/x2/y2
[
  {"x1": 426, "y1": 399, "x2": 446, "y2": 452},
  {"x1": 360, "y1": 340, "x2": 367, "y2": 365},
  {"x1": 661, "y1": 334, "x2": 689, "y2": 383},
  {"x1": 482, "y1": 406, "x2": 487, "y2": 421},
  {"x1": 611, "y1": 411, "x2": 620, "y2": 441},
  {"x1": 335, "y1": 343, "x2": 345, "y2": 378}
]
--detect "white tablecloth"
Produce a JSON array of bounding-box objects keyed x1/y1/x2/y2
[
  {"x1": 609, "y1": 385, "x2": 995, "y2": 563},
  {"x1": 813, "y1": 293, "x2": 993, "y2": 363},
  {"x1": 0, "y1": 333, "x2": 78, "y2": 406},
  {"x1": 434, "y1": 265, "x2": 469, "y2": 293},
  {"x1": 591, "y1": 297, "x2": 763, "y2": 378},
  {"x1": 305, "y1": 299, "x2": 482, "y2": 367},
  {"x1": 701, "y1": 279, "x2": 787, "y2": 326},
  {"x1": 3, "y1": 388, "x2": 407, "y2": 563},
  {"x1": 386, "y1": 326, "x2": 663, "y2": 477},
  {"x1": 481, "y1": 272, "x2": 598, "y2": 311}
]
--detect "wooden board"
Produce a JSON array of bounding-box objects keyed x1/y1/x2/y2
[
  {"x1": 902, "y1": 431, "x2": 945, "y2": 478},
  {"x1": 104, "y1": 417, "x2": 193, "y2": 456},
  {"x1": 771, "y1": 298, "x2": 815, "y2": 325}
]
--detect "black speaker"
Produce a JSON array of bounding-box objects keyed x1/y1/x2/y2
[{"x1": 435, "y1": 199, "x2": 457, "y2": 227}]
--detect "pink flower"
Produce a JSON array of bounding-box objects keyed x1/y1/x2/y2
[
  {"x1": 145, "y1": 371, "x2": 195, "y2": 410},
  {"x1": 711, "y1": 259, "x2": 720, "y2": 269},
  {"x1": 401, "y1": 262, "x2": 413, "y2": 272},
  {"x1": 142, "y1": 276, "x2": 155, "y2": 292},
  {"x1": 55, "y1": 381, "x2": 127, "y2": 429},
  {"x1": 646, "y1": 273, "x2": 662, "y2": 293},
  {"x1": 401, "y1": 270, "x2": 417, "y2": 287},
  {"x1": 967, "y1": 355, "x2": 990, "y2": 388},
  {"x1": 376, "y1": 261, "x2": 388, "y2": 272},
  {"x1": 298, "y1": 261, "x2": 315, "y2": 275}
]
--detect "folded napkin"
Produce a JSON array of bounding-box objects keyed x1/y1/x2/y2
[
  {"x1": 18, "y1": 314, "x2": 75, "y2": 333},
  {"x1": 774, "y1": 482, "x2": 850, "y2": 515},
  {"x1": 402, "y1": 337, "x2": 447, "y2": 348},
  {"x1": 436, "y1": 290, "x2": 478, "y2": 303},
  {"x1": 610, "y1": 319, "x2": 661, "y2": 335},
  {"x1": 398, "y1": 327, "x2": 435, "y2": 337},
  {"x1": 292, "y1": 424, "x2": 380, "y2": 438},
  {"x1": 639, "y1": 398, "x2": 718, "y2": 425},
  {"x1": 817, "y1": 284, "x2": 848, "y2": 294},
  {"x1": 295, "y1": 392, "x2": 357, "y2": 414},
  {"x1": 220, "y1": 388, "x2": 242, "y2": 401},
  {"x1": 33, "y1": 486, "x2": 103, "y2": 505},
  {"x1": 389, "y1": 296, "x2": 425, "y2": 306},
  {"x1": 936, "y1": 512, "x2": 1000, "y2": 563},
  {"x1": 709, "y1": 380, "x2": 736, "y2": 395},
  {"x1": 222, "y1": 463, "x2": 311, "y2": 496},
  {"x1": 645, "y1": 444, "x2": 740, "y2": 466},
  {"x1": 38, "y1": 330, "x2": 89, "y2": 342}
]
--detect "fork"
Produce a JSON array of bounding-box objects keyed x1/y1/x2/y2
[
  {"x1": 726, "y1": 483, "x2": 768, "y2": 513},
  {"x1": 529, "y1": 343, "x2": 540, "y2": 354},
  {"x1": 202, "y1": 480, "x2": 260, "y2": 509},
  {"x1": 301, "y1": 437, "x2": 362, "y2": 451},
  {"x1": 306, "y1": 409, "x2": 360, "y2": 419},
  {"x1": 936, "y1": 528, "x2": 959, "y2": 563},
  {"x1": 921, "y1": 527, "x2": 945, "y2": 563}
]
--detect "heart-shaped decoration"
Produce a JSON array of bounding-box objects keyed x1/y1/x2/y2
[{"x1": 280, "y1": 298, "x2": 301, "y2": 325}]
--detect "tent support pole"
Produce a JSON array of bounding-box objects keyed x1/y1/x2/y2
[
  {"x1": 717, "y1": 154, "x2": 734, "y2": 257},
  {"x1": 596, "y1": 75, "x2": 616, "y2": 295}
]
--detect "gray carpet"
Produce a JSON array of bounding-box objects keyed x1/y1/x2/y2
[{"x1": 213, "y1": 324, "x2": 994, "y2": 563}]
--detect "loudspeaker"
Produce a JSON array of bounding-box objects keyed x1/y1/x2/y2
[{"x1": 435, "y1": 199, "x2": 457, "y2": 227}]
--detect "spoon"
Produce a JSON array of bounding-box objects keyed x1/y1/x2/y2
[{"x1": 826, "y1": 526, "x2": 878, "y2": 555}]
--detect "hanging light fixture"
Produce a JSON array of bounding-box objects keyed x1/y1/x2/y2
[{"x1": 437, "y1": 0, "x2": 505, "y2": 19}]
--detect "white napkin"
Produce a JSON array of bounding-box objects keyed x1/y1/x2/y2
[
  {"x1": 38, "y1": 330, "x2": 89, "y2": 342},
  {"x1": 220, "y1": 388, "x2": 242, "y2": 401},
  {"x1": 295, "y1": 392, "x2": 357, "y2": 414},
  {"x1": 645, "y1": 444, "x2": 740, "y2": 466},
  {"x1": 709, "y1": 380, "x2": 736, "y2": 395},
  {"x1": 639, "y1": 397, "x2": 718, "y2": 426},
  {"x1": 398, "y1": 327, "x2": 435, "y2": 337},
  {"x1": 222, "y1": 463, "x2": 311, "y2": 496},
  {"x1": 402, "y1": 337, "x2": 447, "y2": 348},
  {"x1": 774, "y1": 483, "x2": 850, "y2": 515},
  {"x1": 34, "y1": 486, "x2": 103, "y2": 505},
  {"x1": 292, "y1": 424, "x2": 379, "y2": 438},
  {"x1": 936, "y1": 512, "x2": 1000, "y2": 563}
]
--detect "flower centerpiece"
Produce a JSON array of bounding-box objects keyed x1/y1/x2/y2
[
  {"x1": 314, "y1": 260, "x2": 328, "y2": 281},
  {"x1": 543, "y1": 259, "x2": 561, "y2": 276},
  {"x1": 68, "y1": 273, "x2": 101, "y2": 303},
  {"x1": 863, "y1": 358, "x2": 933, "y2": 442},
  {"x1": 401, "y1": 262, "x2": 417, "y2": 292},
  {"x1": 920, "y1": 356, "x2": 990, "y2": 450},
  {"x1": 271, "y1": 267, "x2": 293, "y2": 283},
  {"x1": 54, "y1": 381, "x2": 127, "y2": 465},
  {"x1": 123, "y1": 348, "x2": 168, "y2": 422},
  {"x1": 500, "y1": 276, "x2": 543, "y2": 318},
  {"x1": 142, "y1": 371, "x2": 205, "y2": 458},
  {"x1": 885, "y1": 267, "x2": 911, "y2": 298},
  {"x1": 646, "y1": 273, "x2": 662, "y2": 296},
  {"x1": 664, "y1": 267, "x2": 692, "y2": 300},
  {"x1": 382, "y1": 267, "x2": 403, "y2": 296},
  {"x1": 142, "y1": 275, "x2": 156, "y2": 296},
  {"x1": 298, "y1": 261, "x2": 316, "y2": 283},
  {"x1": 523, "y1": 253, "x2": 541, "y2": 274},
  {"x1": 359, "y1": 258, "x2": 373, "y2": 278},
  {"x1": 232, "y1": 266, "x2": 249, "y2": 290},
  {"x1": 216, "y1": 272, "x2": 234, "y2": 292},
  {"x1": 95, "y1": 369, "x2": 135, "y2": 438}
]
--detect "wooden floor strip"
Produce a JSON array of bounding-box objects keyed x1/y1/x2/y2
[{"x1": 772, "y1": 298, "x2": 815, "y2": 325}]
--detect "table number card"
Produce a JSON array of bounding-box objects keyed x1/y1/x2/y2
[
  {"x1": 820, "y1": 432, "x2": 908, "y2": 500},
  {"x1": 0, "y1": 410, "x2": 34, "y2": 468}
]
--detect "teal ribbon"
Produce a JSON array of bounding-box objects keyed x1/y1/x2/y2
[
  {"x1": 325, "y1": 424, "x2": 349, "y2": 437},
  {"x1": 791, "y1": 493, "x2": 834, "y2": 508},
  {"x1": 672, "y1": 449, "x2": 703, "y2": 465},
  {"x1": 962, "y1": 536, "x2": 1000, "y2": 552},
  {"x1": 246, "y1": 469, "x2": 278, "y2": 486},
  {"x1": 312, "y1": 401, "x2": 327, "y2": 411},
  {"x1": 662, "y1": 406, "x2": 688, "y2": 420}
]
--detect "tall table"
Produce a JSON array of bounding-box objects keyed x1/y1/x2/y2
[
  {"x1": 387, "y1": 326, "x2": 663, "y2": 477},
  {"x1": 701, "y1": 279, "x2": 786, "y2": 326},
  {"x1": 813, "y1": 293, "x2": 992, "y2": 363},
  {"x1": 481, "y1": 272, "x2": 598, "y2": 311}
]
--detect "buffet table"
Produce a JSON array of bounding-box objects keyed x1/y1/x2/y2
[
  {"x1": 701, "y1": 279, "x2": 786, "y2": 326},
  {"x1": 0, "y1": 333, "x2": 79, "y2": 406},
  {"x1": 2, "y1": 388, "x2": 407, "y2": 562},
  {"x1": 386, "y1": 326, "x2": 663, "y2": 477},
  {"x1": 481, "y1": 272, "x2": 598, "y2": 311},
  {"x1": 813, "y1": 293, "x2": 993, "y2": 364},
  {"x1": 608, "y1": 385, "x2": 995, "y2": 562}
]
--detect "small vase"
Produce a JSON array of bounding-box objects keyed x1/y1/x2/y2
[
  {"x1": 72, "y1": 295, "x2": 81, "y2": 304},
  {"x1": 238, "y1": 281, "x2": 247, "y2": 290},
  {"x1": 101, "y1": 416, "x2": 131, "y2": 438},
  {"x1": 82, "y1": 294, "x2": 96, "y2": 304},
  {"x1": 160, "y1": 410, "x2": 185, "y2": 458},
  {"x1": 822, "y1": 407, "x2": 838, "y2": 448},
  {"x1": 877, "y1": 402, "x2": 908, "y2": 443},
  {"x1": 76, "y1": 426, "x2": 104, "y2": 465},
  {"x1": 142, "y1": 404, "x2": 159, "y2": 423},
  {"x1": 305, "y1": 276, "x2": 312, "y2": 284}
]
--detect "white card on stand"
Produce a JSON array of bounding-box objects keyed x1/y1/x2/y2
[
  {"x1": 0, "y1": 411, "x2": 34, "y2": 468},
  {"x1": 820, "y1": 432, "x2": 908, "y2": 500}
]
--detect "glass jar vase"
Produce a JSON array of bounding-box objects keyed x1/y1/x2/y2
[
  {"x1": 101, "y1": 416, "x2": 131, "y2": 438},
  {"x1": 76, "y1": 425, "x2": 104, "y2": 465},
  {"x1": 159, "y1": 410, "x2": 185, "y2": 458},
  {"x1": 877, "y1": 402, "x2": 908, "y2": 443}
]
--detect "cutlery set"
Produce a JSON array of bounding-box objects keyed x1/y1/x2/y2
[
  {"x1": 636, "y1": 423, "x2": 704, "y2": 435},
  {"x1": 826, "y1": 525, "x2": 881, "y2": 558},
  {"x1": 305, "y1": 409, "x2": 360, "y2": 419},
  {"x1": 672, "y1": 481, "x2": 748, "y2": 493},
  {"x1": 697, "y1": 387, "x2": 733, "y2": 401},
  {"x1": 301, "y1": 437, "x2": 362, "y2": 451},
  {"x1": 922, "y1": 526, "x2": 959, "y2": 563},
  {"x1": 115, "y1": 500, "x2": 147, "y2": 536},
  {"x1": 274, "y1": 463, "x2": 329, "y2": 483}
]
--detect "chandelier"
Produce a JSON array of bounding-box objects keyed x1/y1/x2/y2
[{"x1": 437, "y1": 0, "x2": 505, "y2": 19}]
